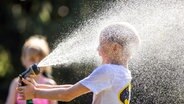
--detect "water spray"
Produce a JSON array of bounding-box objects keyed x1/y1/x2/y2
[{"x1": 36, "y1": 0, "x2": 184, "y2": 103}]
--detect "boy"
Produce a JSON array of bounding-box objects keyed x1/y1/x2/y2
[{"x1": 17, "y1": 23, "x2": 140, "y2": 104}]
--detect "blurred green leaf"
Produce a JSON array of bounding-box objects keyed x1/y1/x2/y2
[{"x1": 0, "y1": 46, "x2": 13, "y2": 77}]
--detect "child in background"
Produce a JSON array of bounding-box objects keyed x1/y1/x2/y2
[
  {"x1": 17, "y1": 23, "x2": 140, "y2": 104},
  {"x1": 6, "y1": 35, "x2": 57, "y2": 104}
]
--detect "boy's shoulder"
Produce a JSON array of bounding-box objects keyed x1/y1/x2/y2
[
  {"x1": 96, "y1": 64, "x2": 129, "y2": 74},
  {"x1": 97, "y1": 64, "x2": 111, "y2": 68},
  {"x1": 96, "y1": 64, "x2": 113, "y2": 71},
  {"x1": 92, "y1": 64, "x2": 111, "y2": 74},
  {"x1": 94, "y1": 64, "x2": 117, "y2": 74}
]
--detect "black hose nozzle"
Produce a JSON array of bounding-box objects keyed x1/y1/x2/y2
[{"x1": 19, "y1": 64, "x2": 40, "y2": 86}]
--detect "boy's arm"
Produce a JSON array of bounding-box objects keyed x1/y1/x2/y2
[
  {"x1": 37, "y1": 84, "x2": 73, "y2": 89},
  {"x1": 17, "y1": 79, "x2": 90, "y2": 102},
  {"x1": 35, "y1": 83, "x2": 90, "y2": 101},
  {"x1": 26, "y1": 77, "x2": 73, "y2": 89}
]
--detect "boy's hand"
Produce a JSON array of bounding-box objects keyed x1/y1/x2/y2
[
  {"x1": 18, "y1": 75, "x2": 38, "y2": 87},
  {"x1": 26, "y1": 77, "x2": 38, "y2": 87},
  {"x1": 17, "y1": 78, "x2": 36, "y2": 100}
]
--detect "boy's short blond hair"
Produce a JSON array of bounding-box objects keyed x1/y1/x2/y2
[{"x1": 100, "y1": 22, "x2": 140, "y2": 56}]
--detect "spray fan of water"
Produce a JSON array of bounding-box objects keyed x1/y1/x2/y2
[{"x1": 38, "y1": 0, "x2": 184, "y2": 103}]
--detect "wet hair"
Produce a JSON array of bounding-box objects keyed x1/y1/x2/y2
[
  {"x1": 21, "y1": 35, "x2": 52, "y2": 78},
  {"x1": 100, "y1": 22, "x2": 140, "y2": 57}
]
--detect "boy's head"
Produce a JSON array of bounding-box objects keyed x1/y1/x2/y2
[{"x1": 98, "y1": 22, "x2": 140, "y2": 64}]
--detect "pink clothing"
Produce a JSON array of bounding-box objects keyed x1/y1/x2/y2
[
  {"x1": 16, "y1": 98, "x2": 49, "y2": 104},
  {"x1": 16, "y1": 76, "x2": 51, "y2": 104}
]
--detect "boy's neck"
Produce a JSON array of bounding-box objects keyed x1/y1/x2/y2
[{"x1": 103, "y1": 58, "x2": 129, "y2": 68}]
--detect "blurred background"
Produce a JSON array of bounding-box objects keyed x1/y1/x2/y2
[
  {"x1": 0, "y1": 0, "x2": 109, "y2": 103},
  {"x1": 2, "y1": 0, "x2": 184, "y2": 104}
]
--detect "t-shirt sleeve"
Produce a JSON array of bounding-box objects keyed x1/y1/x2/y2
[{"x1": 79, "y1": 65, "x2": 113, "y2": 95}]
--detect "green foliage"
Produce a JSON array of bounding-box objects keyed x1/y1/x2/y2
[{"x1": 0, "y1": 46, "x2": 13, "y2": 77}]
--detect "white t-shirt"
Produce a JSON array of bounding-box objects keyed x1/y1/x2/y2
[{"x1": 79, "y1": 64, "x2": 132, "y2": 104}]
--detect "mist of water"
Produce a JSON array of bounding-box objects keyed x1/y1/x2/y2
[{"x1": 38, "y1": 0, "x2": 184, "y2": 103}]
